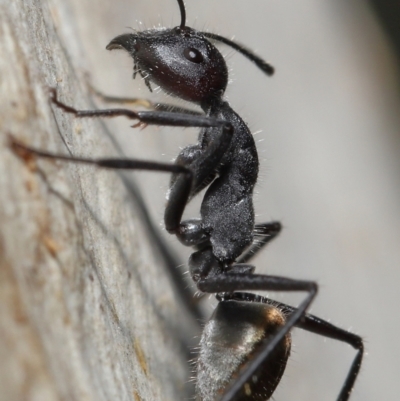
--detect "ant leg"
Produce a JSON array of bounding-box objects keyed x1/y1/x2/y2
[
  {"x1": 9, "y1": 136, "x2": 211, "y2": 321},
  {"x1": 236, "y1": 221, "x2": 282, "y2": 264},
  {"x1": 294, "y1": 307, "x2": 363, "y2": 401},
  {"x1": 9, "y1": 136, "x2": 195, "y2": 222},
  {"x1": 9, "y1": 136, "x2": 192, "y2": 177},
  {"x1": 49, "y1": 89, "x2": 234, "y2": 230},
  {"x1": 15, "y1": 90, "x2": 234, "y2": 319},
  {"x1": 89, "y1": 85, "x2": 203, "y2": 115},
  {"x1": 50, "y1": 88, "x2": 221, "y2": 128},
  {"x1": 9, "y1": 136, "x2": 196, "y2": 225},
  {"x1": 50, "y1": 87, "x2": 235, "y2": 223},
  {"x1": 221, "y1": 292, "x2": 363, "y2": 401},
  {"x1": 197, "y1": 272, "x2": 318, "y2": 401},
  {"x1": 50, "y1": 89, "x2": 234, "y2": 230},
  {"x1": 186, "y1": 221, "x2": 280, "y2": 282},
  {"x1": 89, "y1": 84, "x2": 158, "y2": 108}
]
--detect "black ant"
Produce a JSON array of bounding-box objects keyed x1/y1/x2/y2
[{"x1": 9, "y1": 0, "x2": 364, "y2": 400}]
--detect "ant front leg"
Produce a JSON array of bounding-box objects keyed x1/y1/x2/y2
[
  {"x1": 13, "y1": 88, "x2": 236, "y2": 234},
  {"x1": 48, "y1": 88, "x2": 234, "y2": 226},
  {"x1": 11, "y1": 88, "x2": 234, "y2": 320},
  {"x1": 50, "y1": 88, "x2": 219, "y2": 129}
]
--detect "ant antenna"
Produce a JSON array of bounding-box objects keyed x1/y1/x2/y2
[
  {"x1": 202, "y1": 32, "x2": 275, "y2": 76},
  {"x1": 177, "y1": 0, "x2": 186, "y2": 28},
  {"x1": 174, "y1": 0, "x2": 273, "y2": 75}
]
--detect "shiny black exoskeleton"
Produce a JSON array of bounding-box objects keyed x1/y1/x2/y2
[
  {"x1": 106, "y1": 24, "x2": 262, "y2": 273},
  {"x1": 9, "y1": 1, "x2": 364, "y2": 400}
]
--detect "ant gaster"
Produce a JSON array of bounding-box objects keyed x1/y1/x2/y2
[{"x1": 9, "y1": 0, "x2": 364, "y2": 400}]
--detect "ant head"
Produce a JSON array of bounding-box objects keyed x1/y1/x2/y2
[
  {"x1": 106, "y1": 0, "x2": 274, "y2": 106},
  {"x1": 107, "y1": 27, "x2": 228, "y2": 106}
]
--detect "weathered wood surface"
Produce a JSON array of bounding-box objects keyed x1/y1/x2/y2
[
  {"x1": 2, "y1": 1, "x2": 400, "y2": 401},
  {"x1": 0, "y1": 1, "x2": 198, "y2": 401}
]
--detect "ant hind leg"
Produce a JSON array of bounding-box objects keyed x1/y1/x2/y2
[
  {"x1": 220, "y1": 292, "x2": 364, "y2": 401},
  {"x1": 197, "y1": 271, "x2": 318, "y2": 401},
  {"x1": 237, "y1": 221, "x2": 282, "y2": 264}
]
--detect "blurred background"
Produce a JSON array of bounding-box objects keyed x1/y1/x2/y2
[{"x1": 64, "y1": 0, "x2": 400, "y2": 399}]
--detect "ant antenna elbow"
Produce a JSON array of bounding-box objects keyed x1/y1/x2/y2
[
  {"x1": 173, "y1": 0, "x2": 272, "y2": 75},
  {"x1": 177, "y1": 0, "x2": 186, "y2": 28},
  {"x1": 202, "y1": 32, "x2": 275, "y2": 76}
]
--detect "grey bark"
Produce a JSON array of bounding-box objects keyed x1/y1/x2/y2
[
  {"x1": 2, "y1": 1, "x2": 400, "y2": 401},
  {"x1": 0, "y1": 1, "x2": 197, "y2": 401}
]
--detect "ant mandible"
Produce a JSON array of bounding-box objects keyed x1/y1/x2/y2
[{"x1": 9, "y1": 0, "x2": 363, "y2": 400}]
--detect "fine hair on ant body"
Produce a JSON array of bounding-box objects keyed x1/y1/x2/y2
[{"x1": 9, "y1": 0, "x2": 364, "y2": 400}]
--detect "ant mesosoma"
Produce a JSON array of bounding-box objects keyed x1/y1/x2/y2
[{"x1": 9, "y1": 0, "x2": 363, "y2": 400}]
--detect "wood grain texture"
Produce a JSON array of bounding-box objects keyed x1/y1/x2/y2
[
  {"x1": 2, "y1": 1, "x2": 400, "y2": 400},
  {"x1": 0, "y1": 2, "x2": 197, "y2": 401}
]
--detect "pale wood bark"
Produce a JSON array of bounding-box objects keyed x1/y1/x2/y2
[
  {"x1": 2, "y1": 1, "x2": 400, "y2": 401},
  {"x1": 0, "y1": 2, "x2": 197, "y2": 401}
]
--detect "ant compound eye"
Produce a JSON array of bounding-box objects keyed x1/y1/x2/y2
[{"x1": 183, "y1": 47, "x2": 204, "y2": 63}]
